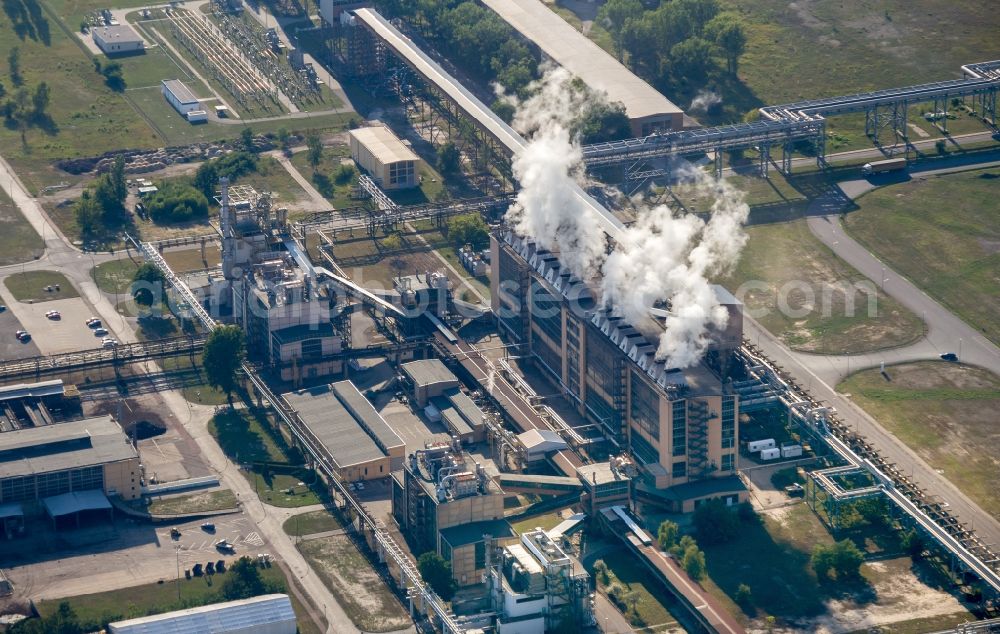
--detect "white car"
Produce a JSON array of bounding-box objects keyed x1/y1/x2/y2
[
  {"x1": 102, "y1": 339, "x2": 118, "y2": 349},
  {"x1": 86, "y1": 318, "x2": 101, "y2": 328}
]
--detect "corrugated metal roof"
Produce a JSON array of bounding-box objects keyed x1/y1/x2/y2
[
  {"x1": 330, "y1": 381, "x2": 403, "y2": 453},
  {"x1": 349, "y1": 125, "x2": 420, "y2": 165},
  {"x1": 444, "y1": 388, "x2": 483, "y2": 430},
  {"x1": 0, "y1": 416, "x2": 137, "y2": 479},
  {"x1": 284, "y1": 383, "x2": 389, "y2": 469},
  {"x1": 0, "y1": 379, "x2": 64, "y2": 402},
  {"x1": 108, "y1": 594, "x2": 297, "y2": 634},
  {"x1": 480, "y1": 0, "x2": 682, "y2": 122},
  {"x1": 400, "y1": 359, "x2": 458, "y2": 389}
]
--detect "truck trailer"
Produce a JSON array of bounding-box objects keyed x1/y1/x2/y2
[
  {"x1": 862, "y1": 157, "x2": 907, "y2": 175},
  {"x1": 747, "y1": 439, "x2": 776, "y2": 453}
]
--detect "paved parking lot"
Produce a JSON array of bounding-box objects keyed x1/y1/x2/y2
[
  {"x1": 0, "y1": 303, "x2": 40, "y2": 359},
  {"x1": 4, "y1": 512, "x2": 268, "y2": 601},
  {"x1": 0, "y1": 297, "x2": 104, "y2": 355}
]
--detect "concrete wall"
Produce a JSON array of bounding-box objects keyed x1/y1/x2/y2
[
  {"x1": 338, "y1": 456, "x2": 391, "y2": 482},
  {"x1": 104, "y1": 457, "x2": 142, "y2": 501}
]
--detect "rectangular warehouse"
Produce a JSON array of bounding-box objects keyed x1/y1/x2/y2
[
  {"x1": 162, "y1": 79, "x2": 201, "y2": 116},
  {"x1": 400, "y1": 359, "x2": 460, "y2": 406},
  {"x1": 349, "y1": 125, "x2": 420, "y2": 190},
  {"x1": 0, "y1": 416, "x2": 140, "y2": 505},
  {"x1": 283, "y1": 381, "x2": 404, "y2": 481},
  {"x1": 92, "y1": 25, "x2": 144, "y2": 55},
  {"x1": 480, "y1": 0, "x2": 684, "y2": 136},
  {"x1": 108, "y1": 594, "x2": 297, "y2": 634}
]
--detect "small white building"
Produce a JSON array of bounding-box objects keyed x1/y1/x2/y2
[
  {"x1": 349, "y1": 125, "x2": 420, "y2": 190},
  {"x1": 107, "y1": 594, "x2": 297, "y2": 634},
  {"x1": 92, "y1": 24, "x2": 144, "y2": 54},
  {"x1": 162, "y1": 79, "x2": 200, "y2": 117}
]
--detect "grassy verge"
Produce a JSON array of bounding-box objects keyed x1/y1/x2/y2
[
  {"x1": 92, "y1": 256, "x2": 141, "y2": 294},
  {"x1": 0, "y1": 189, "x2": 44, "y2": 265},
  {"x1": 510, "y1": 511, "x2": 566, "y2": 535},
  {"x1": 32, "y1": 565, "x2": 317, "y2": 633},
  {"x1": 283, "y1": 510, "x2": 342, "y2": 536},
  {"x1": 843, "y1": 168, "x2": 1000, "y2": 346},
  {"x1": 157, "y1": 355, "x2": 228, "y2": 405},
  {"x1": 208, "y1": 407, "x2": 324, "y2": 507},
  {"x1": 838, "y1": 361, "x2": 1000, "y2": 520},
  {"x1": 288, "y1": 144, "x2": 359, "y2": 212},
  {"x1": 297, "y1": 535, "x2": 412, "y2": 632},
  {"x1": 162, "y1": 245, "x2": 221, "y2": 274},
  {"x1": 3, "y1": 270, "x2": 79, "y2": 302},
  {"x1": 594, "y1": 548, "x2": 684, "y2": 631},
  {"x1": 143, "y1": 489, "x2": 238, "y2": 515},
  {"x1": 715, "y1": 220, "x2": 924, "y2": 354}
]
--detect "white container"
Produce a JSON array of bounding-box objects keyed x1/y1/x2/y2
[
  {"x1": 748, "y1": 438, "x2": 776, "y2": 453},
  {"x1": 760, "y1": 447, "x2": 781, "y2": 461},
  {"x1": 781, "y1": 444, "x2": 803, "y2": 458}
]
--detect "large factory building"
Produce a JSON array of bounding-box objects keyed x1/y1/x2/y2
[{"x1": 490, "y1": 230, "x2": 747, "y2": 512}]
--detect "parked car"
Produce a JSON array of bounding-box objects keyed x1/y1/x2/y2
[
  {"x1": 205, "y1": 561, "x2": 215, "y2": 575},
  {"x1": 45, "y1": 310, "x2": 61, "y2": 320},
  {"x1": 940, "y1": 352, "x2": 958, "y2": 362},
  {"x1": 784, "y1": 483, "x2": 805, "y2": 497},
  {"x1": 192, "y1": 563, "x2": 203, "y2": 576},
  {"x1": 215, "y1": 539, "x2": 235, "y2": 553},
  {"x1": 170, "y1": 527, "x2": 181, "y2": 538},
  {"x1": 0, "y1": 305, "x2": 6, "y2": 312},
  {"x1": 102, "y1": 340, "x2": 118, "y2": 349},
  {"x1": 216, "y1": 559, "x2": 226, "y2": 572},
  {"x1": 94, "y1": 327, "x2": 109, "y2": 336},
  {"x1": 201, "y1": 523, "x2": 216, "y2": 532},
  {"x1": 86, "y1": 318, "x2": 101, "y2": 328}
]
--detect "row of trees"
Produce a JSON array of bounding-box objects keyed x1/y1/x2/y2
[
  {"x1": 76, "y1": 155, "x2": 128, "y2": 237},
  {"x1": 597, "y1": 0, "x2": 747, "y2": 82}
]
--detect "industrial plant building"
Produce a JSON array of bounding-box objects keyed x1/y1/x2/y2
[
  {"x1": 0, "y1": 415, "x2": 140, "y2": 530},
  {"x1": 283, "y1": 381, "x2": 404, "y2": 482},
  {"x1": 487, "y1": 528, "x2": 593, "y2": 633},
  {"x1": 490, "y1": 230, "x2": 747, "y2": 511},
  {"x1": 392, "y1": 443, "x2": 510, "y2": 585},
  {"x1": 107, "y1": 594, "x2": 297, "y2": 634},
  {"x1": 480, "y1": 0, "x2": 684, "y2": 136},
  {"x1": 220, "y1": 181, "x2": 347, "y2": 381},
  {"x1": 349, "y1": 125, "x2": 420, "y2": 190},
  {"x1": 92, "y1": 24, "x2": 144, "y2": 55}
]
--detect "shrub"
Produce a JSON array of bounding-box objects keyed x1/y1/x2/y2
[
  {"x1": 693, "y1": 499, "x2": 741, "y2": 544},
  {"x1": 146, "y1": 182, "x2": 209, "y2": 224},
  {"x1": 735, "y1": 583, "x2": 752, "y2": 608}
]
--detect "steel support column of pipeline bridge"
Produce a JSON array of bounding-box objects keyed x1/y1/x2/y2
[{"x1": 583, "y1": 58, "x2": 1000, "y2": 181}]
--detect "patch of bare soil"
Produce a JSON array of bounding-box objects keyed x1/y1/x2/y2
[
  {"x1": 885, "y1": 362, "x2": 1000, "y2": 391},
  {"x1": 810, "y1": 558, "x2": 971, "y2": 633},
  {"x1": 297, "y1": 535, "x2": 411, "y2": 633}
]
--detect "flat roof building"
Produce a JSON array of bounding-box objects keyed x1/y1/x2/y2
[
  {"x1": 481, "y1": 0, "x2": 684, "y2": 136},
  {"x1": 93, "y1": 24, "x2": 144, "y2": 55},
  {"x1": 108, "y1": 593, "x2": 297, "y2": 634},
  {"x1": 400, "y1": 359, "x2": 460, "y2": 406},
  {"x1": 0, "y1": 416, "x2": 140, "y2": 506},
  {"x1": 283, "y1": 381, "x2": 404, "y2": 481},
  {"x1": 392, "y1": 444, "x2": 506, "y2": 585},
  {"x1": 162, "y1": 79, "x2": 201, "y2": 116},
  {"x1": 349, "y1": 125, "x2": 420, "y2": 190}
]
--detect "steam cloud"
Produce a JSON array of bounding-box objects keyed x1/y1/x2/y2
[
  {"x1": 506, "y1": 69, "x2": 749, "y2": 369},
  {"x1": 689, "y1": 89, "x2": 722, "y2": 113}
]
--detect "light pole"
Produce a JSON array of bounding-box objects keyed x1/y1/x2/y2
[{"x1": 958, "y1": 338, "x2": 962, "y2": 361}]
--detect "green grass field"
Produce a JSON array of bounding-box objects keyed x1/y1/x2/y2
[
  {"x1": 844, "y1": 168, "x2": 1000, "y2": 346},
  {"x1": 0, "y1": 0, "x2": 161, "y2": 193},
  {"x1": 838, "y1": 361, "x2": 1000, "y2": 520},
  {"x1": 283, "y1": 509, "x2": 342, "y2": 536},
  {"x1": 31, "y1": 564, "x2": 320, "y2": 634},
  {"x1": 715, "y1": 220, "x2": 924, "y2": 354},
  {"x1": 157, "y1": 355, "x2": 229, "y2": 405},
  {"x1": 288, "y1": 143, "x2": 359, "y2": 212},
  {"x1": 594, "y1": 548, "x2": 684, "y2": 631},
  {"x1": 0, "y1": 189, "x2": 44, "y2": 265},
  {"x1": 162, "y1": 244, "x2": 221, "y2": 274},
  {"x1": 208, "y1": 408, "x2": 287, "y2": 464},
  {"x1": 249, "y1": 471, "x2": 322, "y2": 508},
  {"x1": 3, "y1": 270, "x2": 79, "y2": 302},
  {"x1": 92, "y1": 255, "x2": 141, "y2": 294}
]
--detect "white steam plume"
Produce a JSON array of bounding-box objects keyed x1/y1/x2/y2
[
  {"x1": 506, "y1": 68, "x2": 749, "y2": 368},
  {"x1": 689, "y1": 90, "x2": 722, "y2": 113},
  {"x1": 600, "y1": 165, "x2": 749, "y2": 368},
  {"x1": 503, "y1": 67, "x2": 606, "y2": 279}
]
